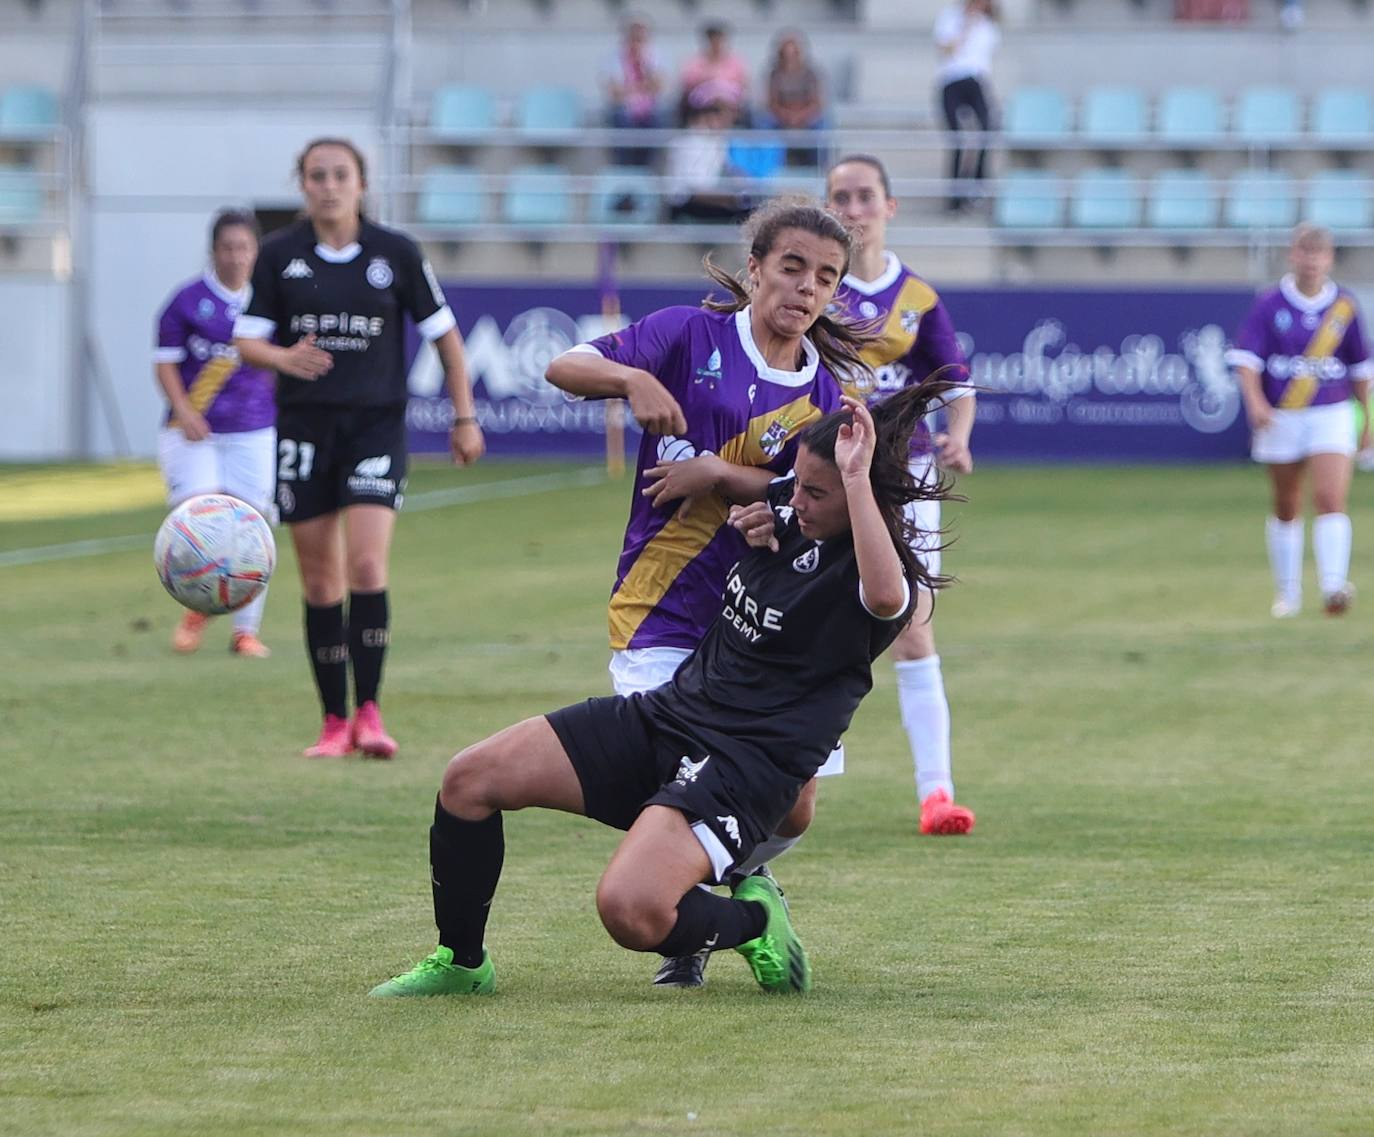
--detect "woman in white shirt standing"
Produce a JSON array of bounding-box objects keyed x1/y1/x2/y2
[{"x1": 933, "y1": 0, "x2": 999, "y2": 213}]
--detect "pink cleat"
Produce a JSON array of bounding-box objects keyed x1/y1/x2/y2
[
  {"x1": 919, "y1": 788, "x2": 976, "y2": 836},
  {"x1": 304, "y1": 714, "x2": 353, "y2": 759},
  {"x1": 171, "y1": 610, "x2": 212, "y2": 654},
  {"x1": 351, "y1": 701, "x2": 398, "y2": 759},
  {"x1": 230, "y1": 631, "x2": 271, "y2": 658}
]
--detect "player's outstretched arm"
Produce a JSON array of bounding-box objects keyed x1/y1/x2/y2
[
  {"x1": 836, "y1": 396, "x2": 907, "y2": 618},
  {"x1": 545, "y1": 353, "x2": 686, "y2": 435},
  {"x1": 641, "y1": 458, "x2": 773, "y2": 518}
]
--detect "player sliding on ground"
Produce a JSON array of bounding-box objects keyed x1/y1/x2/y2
[{"x1": 370, "y1": 383, "x2": 954, "y2": 997}]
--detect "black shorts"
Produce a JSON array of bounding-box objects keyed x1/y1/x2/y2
[
  {"x1": 274, "y1": 404, "x2": 408, "y2": 524},
  {"x1": 546, "y1": 694, "x2": 804, "y2": 883}
]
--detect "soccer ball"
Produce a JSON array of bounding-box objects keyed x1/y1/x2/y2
[{"x1": 153, "y1": 494, "x2": 276, "y2": 615}]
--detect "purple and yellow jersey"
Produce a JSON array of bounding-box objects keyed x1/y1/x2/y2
[
  {"x1": 570, "y1": 305, "x2": 842, "y2": 651},
  {"x1": 155, "y1": 273, "x2": 275, "y2": 433},
  {"x1": 1226, "y1": 275, "x2": 1373, "y2": 409}
]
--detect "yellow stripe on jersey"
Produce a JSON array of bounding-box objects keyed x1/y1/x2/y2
[
  {"x1": 842, "y1": 277, "x2": 939, "y2": 401},
  {"x1": 185, "y1": 356, "x2": 238, "y2": 414},
  {"x1": 608, "y1": 392, "x2": 824, "y2": 650},
  {"x1": 1278, "y1": 296, "x2": 1354, "y2": 410}
]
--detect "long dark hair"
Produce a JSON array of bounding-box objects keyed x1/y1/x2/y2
[
  {"x1": 702, "y1": 196, "x2": 873, "y2": 386},
  {"x1": 799, "y1": 378, "x2": 962, "y2": 593}
]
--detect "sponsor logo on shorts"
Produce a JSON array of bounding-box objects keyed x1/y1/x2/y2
[
  {"x1": 716, "y1": 815, "x2": 741, "y2": 847},
  {"x1": 675, "y1": 754, "x2": 709, "y2": 784},
  {"x1": 354, "y1": 455, "x2": 392, "y2": 478},
  {"x1": 282, "y1": 258, "x2": 313, "y2": 279},
  {"x1": 791, "y1": 544, "x2": 820, "y2": 574},
  {"x1": 366, "y1": 257, "x2": 394, "y2": 290},
  {"x1": 347, "y1": 456, "x2": 397, "y2": 499}
]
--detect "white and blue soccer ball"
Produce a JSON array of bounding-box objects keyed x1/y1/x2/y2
[
  {"x1": 656, "y1": 436, "x2": 713, "y2": 464},
  {"x1": 153, "y1": 494, "x2": 276, "y2": 615}
]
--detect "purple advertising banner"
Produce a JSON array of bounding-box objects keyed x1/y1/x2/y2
[{"x1": 406, "y1": 284, "x2": 1257, "y2": 462}]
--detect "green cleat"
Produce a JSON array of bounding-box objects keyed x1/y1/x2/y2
[
  {"x1": 368, "y1": 946, "x2": 495, "y2": 997},
  {"x1": 732, "y1": 873, "x2": 812, "y2": 994}
]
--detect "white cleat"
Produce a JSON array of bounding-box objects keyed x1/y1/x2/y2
[{"x1": 1270, "y1": 596, "x2": 1301, "y2": 619}]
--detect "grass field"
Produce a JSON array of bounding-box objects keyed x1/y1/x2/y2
[{"x1": 2, "y1": 459, "x2": 1372, "y2": 1137}]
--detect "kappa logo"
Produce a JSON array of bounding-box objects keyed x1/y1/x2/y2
[
  {"x1": 366, "y1": 257, "x2": 394, "y2": 290},
  {"x1": 282, "y1": 258, "x2": 313, "y2": 279},
  {"x1": 792, "y1": 544, "x2": 820, "y2": 574},
  {"x1": 775, "y1": 504, "x2": 795, "y2": 525},
  {"x1": 716, "y1": 815, "x2": 741, "y2": 848},
  {"x1": 354, "y1": 455, "x2": 392, "y2": 478},
  {"x1": 676, "y1": 754, "x2": 710, "y2": 784},
  {"x1": 900, "y1": 308, "x2": 921, "y2": 334}
]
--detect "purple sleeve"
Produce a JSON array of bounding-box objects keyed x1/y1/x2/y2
[
  {"x1": 1232, "y1": 296, "x2": 1271, "y2": 360},
  {"x1": 155, "y1": 289, "x2": 190, "y2": 359},
  {"x1": 585, "y1": 306, "x2": 694, "y2": 395},
  {"x1": 907, "y1": 299, "x2": 968, "y2": 385}
]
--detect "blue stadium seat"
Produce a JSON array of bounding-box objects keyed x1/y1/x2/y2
[
  {"x1": 726, "y1": 137, "x2": 786, "y2": 181},
  {"x1": 503, "y1": 165, "x2": 573, "y2": 225},
  {"x1": 995, "y1": 171, "x2": 1063, "y2": 229},
  {"x1": 0, "y1": 85, "x2": 59, "y2": 138},
  {"x1": 1079, "y1": 87, "x2": 1148, "y2": 143},
  {"x1": 591, "y1": 167, "x2": 660, "y2": 225},
  {"x1": 417, "y1": 166, "x2": 485, "y2": 225},
  {"x1": 1147, "y1": 169, "x2": 1220, "y2": 229},
  {"x1": 1156, "y1": 87, "x2": 1224, "y2": 144},
  {"x1": 1311, "y1": 88, "x2": 1373, "y2": 143},
  {"x1": 1233, "y1": 87, "x2": 1302, "y2": 143},
  {"x1": 1070, "y1": 168, "x2": 1141, "y2": 228},
  {"x1": 429, "y1": 86, "x2": 496, "y2": 137},
  {"x1": 1002, "y1": 87, "x2": 1071, "y2": 144},
  {"x1": 1305, "y1": 170, "x2": 1373, "y2": 232},
  {"x1": 516, "y1": 87, "x2": 581, "y2": 133},
  {"x1": 0, "y1": 169, "x2": 43, "y2": 224},
  {"x1": 1224, "y1": 170, "x2": 1298, "y2": 229}
]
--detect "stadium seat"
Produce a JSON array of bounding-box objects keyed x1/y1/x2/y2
[
  {"x1": 1233, "y1": 87, "x2": 1302, "y2": 143},
  {"x1": 1079, "y1": 87, "x2": 1148, "y2": 143},
  {"x1": 995, "y1": 170, "x2": 1063, "y2": 229},
  {"x1": 1224, "y1": 170, "x2": 1298, "y2": 228},
  {"x1": 417, "y1": 166, "x2": 485, "y2": 225},
  {"x1": 726, "y1": 136, "x2": 786, "y2": 180},
  {"x1": 516, "y1": 87, "x2": 581, "y2": 134},
  {"x1": 503, "y1": 165, "x2": 573, "y2": 225},
  {"x1": 0, "y1": 169, "x2": 43, "y2": 224},
  {"x1": 1311, "y1": 88, "x2": 1374, "y2": 143},
  {"x1": 1305, "y1": 170, "x2": 1373, "y2": 232},
  {"x1": 591, "y1": 167, "x2": 660, "y2": 225},
  {"x1": 0, "y1": 85, "x2": 59, "y2": 138},
  {"x1": 1069, "y1": 168, "x2": 1141, "y2": 228},
  {"x1": 1147, "y1": 169, "x2": 1220, "y2": 229},
  {"x1": 1156, "y1": 87, "x2": 1224, "y2": 144},
  {"x1": 1002, "y1": 87, "x2": 1072, "y2": 144},
  {"x1": 429, "y1": 86, "x2": 496, "y2": 136}
]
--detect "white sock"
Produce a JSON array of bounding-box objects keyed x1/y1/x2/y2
[
  {"x1": 895, "y1": 655, "x2": 953, "y2": 802},
  {"x1": 233, "y1": 587, "x2": 268, "y2": 634},
  {"x1": 734, "y1": 833, "x2": 800, "y2": 877},
  {"x1": 1265, "y1": 517, "x2": 1304, "y2": 603},
  {"x1": 1312, "y1": 512, "x2": 1352, "y2": 595}
]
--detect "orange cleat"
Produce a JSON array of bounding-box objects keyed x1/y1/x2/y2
[
  {"x1": 230, "y1": 631, "x2": 271, "y2": 658},
  {"x1": 304, "y1": 714, "x2": 354, "y2": 759},
  {"x1": 919, "y1": 788, "x2": 976, "y2": 836},
  {"x1": 171, "y1": 610, "x2": 212, "y2": 654},
  {"x1": 351, "y1": 700, "x2": 398, "y2": 760}
]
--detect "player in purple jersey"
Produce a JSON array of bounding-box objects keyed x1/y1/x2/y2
[
  {"x1": 368, "y1": 383, "x2": 954, "y2": 999},
  {"x1": 826, "y1": 154, "x2": 977, "y2": 836},
  {"x1": 1225, "y1": 224, "x2": 1372, "y2": 618},
  {"x1": 154, "y1": 209, "x2": 276, "y2": 659},
  {"x1": 546, "y1": 198, "x2": 864, "y2": 988}
]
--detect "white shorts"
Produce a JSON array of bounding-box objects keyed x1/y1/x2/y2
[
  {"x1": 157, "y1": 425, "x2": 277, "y2": 517},
  {"x1": 1251, "y1": 402, "x2": 1356, "y2": 464},
  {"x1": 609, "y1": 647, "x2": 846, "y2": 777},
  {"x1": 905, "y1": 454, "x2": 942, "y2": 586}
]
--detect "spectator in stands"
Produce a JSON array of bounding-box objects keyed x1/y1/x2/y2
[
  {"x1": 762, "y1": 31, "x2": 826, "y2": 133},
  {"x1": 665, "y1": 93, "x2": 751, "y2": 224},
  {"x1": 603, "y1": 17, "x2": 664, "y2": 166},
  {"x1": 933, "y1": 0, "x2": 999, "y2": 213},
  {"x1": 679, "y1": 22, "x2": 750, "y2": 125}
]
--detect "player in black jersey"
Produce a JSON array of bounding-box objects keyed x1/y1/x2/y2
[
  {"x1": 369, "y1": 380, "x2": 956, "y2": 999},
  {"x1": 233, "y1": 138, "x2": 485, "y2": 760}
]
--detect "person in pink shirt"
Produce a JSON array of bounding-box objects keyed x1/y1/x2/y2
[
  {"x1": 603, "y1": 17, "x2": 664, "y2": 165},
  {"x1": 679, "y1": 22, "x2": 750, "y2": 123}
]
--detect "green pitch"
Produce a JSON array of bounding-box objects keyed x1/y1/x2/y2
[{"x1": 1, "y1": 460, "x2": 1371, "y2": 1137}]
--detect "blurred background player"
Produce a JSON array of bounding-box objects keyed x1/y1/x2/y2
[
  {"x1": 154, "y1": 209, "x2": 275, "y2": 659},
  {"x1": 546, "y1": 198, "x2": 857, "y2": 987},
  {"x1": 826, "y1": 154, "x2": 977, "y2": 836},
  {"x1": 233, "y1": 138, "x2": 485, "y2": 759},
  {"x1": 1226, "y1": 223, "x2": 1373, "y2": 619},
  {"x1": 932, "y1": 0, "x2": 1000, "y2": 213}
]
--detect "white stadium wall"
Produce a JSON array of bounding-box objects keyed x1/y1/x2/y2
[{"x1": 0, "y1": 277, "x2": 71, "y2": 461}]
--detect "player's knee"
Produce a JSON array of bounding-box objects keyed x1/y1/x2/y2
[
  {"x1": 348, "y1": 554, "x2": 388, "y2": 592},
  {"x1": 439, "y1": 744, "x2": 498, "y2": 817},
  {"x1": 595, "y1": 878, "x2": 673, "y2": 951},
  {"x1": 892, "y1": 625, "x2": 935, "y2": 661},
  {"x1": 1313, "y1": 493, "x2": 1346, "y2": 515}
]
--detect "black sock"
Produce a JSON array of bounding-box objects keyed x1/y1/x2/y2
[
  {"x1": 304, "y1": 602, "x2": 348, "y2": 719},
  {"x1": 652, "y1": 887, "x2": 768, "y2": 957},
  {"x1": 431, "y1": 796, "x2": 504, "y2": 969},
  {"x1": 348, "y1": 589, "x2": 389, "y2": 707}
]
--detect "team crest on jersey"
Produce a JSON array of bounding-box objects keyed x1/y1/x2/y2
[
  {"x1": 858, "y1": 300, "x2": 879, "y2": 320},
  {"x1": 366, "y1": 257, "x2": 394, "y2": 290},
  {"x1": 197, "y1": 298, "x2": 215, "y2": 320},
  {"x1": 759, "y1": 418, "x2": 793, "y2": 458},
  {"x1": 277, "y1": 484, "x2": 295, "y2": 514},
  {"x1": 1274, "y1": 309, "x2": 1292, "y2": 332},
  {"x1": 792, "y1": 544, "x2": 821, "y2": 574},
  {"x1": 900, "y1": 308, "x2": 921, "y2": 334},
  {"x1": 282, "y1": 258, "x2": 313, "y2": 279}
]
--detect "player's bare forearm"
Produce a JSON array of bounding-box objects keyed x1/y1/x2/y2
[
  {"x1": 155, "y1": 362, "x2": 193, "y2": 416},
  {"x1": 709, "y1": 460, "x2": 775, "y2": 505},
  {"x1": 233, "y1": 337, "x2": 280, "y2": 371},
  {"x1": 843, "y1": 476, "x2": 907, "y2": 618},
  {"x1": 545, "y1": 352, "x2": 639, "y2": 400},
  {"x1": 944, "y1": 389, "x2": 976, "y2": 447},
  {"x1": 435, "y1": 328, "x2": 476, "y2": 418}
]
